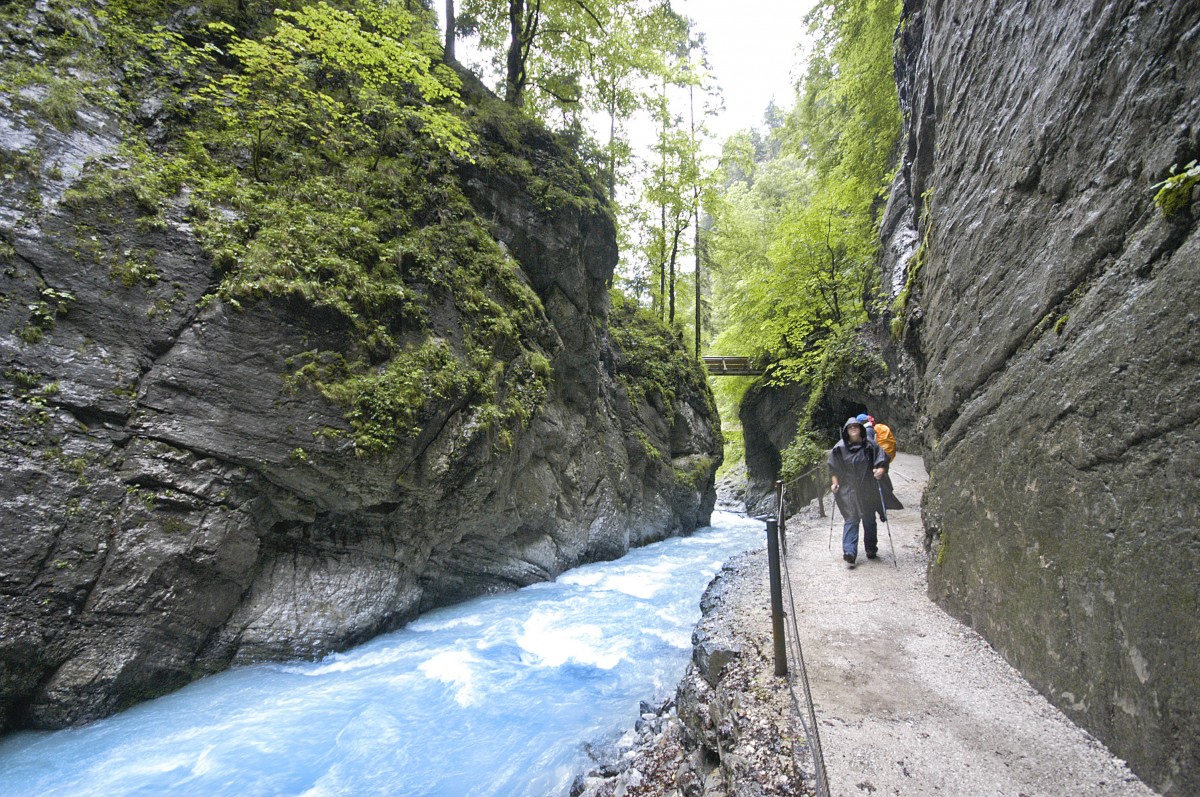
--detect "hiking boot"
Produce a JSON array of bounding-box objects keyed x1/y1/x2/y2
[
  {"x1": 843, "y1": 553, "x2": 856, "y2": 566},
  {"x1": 866, "y1": 550, "x2": 878, "y2": 560}
]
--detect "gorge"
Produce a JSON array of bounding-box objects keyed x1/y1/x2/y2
[
  {"x1": 1, "y1": 0, "x2": 1198, "y2": 795},
  {"x1": 741, "y1": 2, "x2": 1199, "y2": 794},
  {"x1": 0, "y1": 0, "x2": 719, "y2": 733}
]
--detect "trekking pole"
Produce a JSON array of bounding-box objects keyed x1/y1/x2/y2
[
  {"x1": 828, "y1": 498, "x2": 835, "y2": 550},
  {"x1": 878, "y1": 480, "x2": 898, "y2": 569},
  {"x1": 827, "y1": 484, "x2": 836, "y2": 550}
]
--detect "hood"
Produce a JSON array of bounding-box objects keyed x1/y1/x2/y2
[{"x1": 841, "y1": 417, "x2": 866, "y2": 447}]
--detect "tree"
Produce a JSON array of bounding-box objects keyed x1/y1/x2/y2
[
  {"x1": 198, "y1": 2, "x2": 472, "y2": 179},
  {"x1": 703, "y1": 0, "x2": 902, "y2": 476},
  {"x1": 456, "y1": 0, "x2": 613, "y2": 107}
]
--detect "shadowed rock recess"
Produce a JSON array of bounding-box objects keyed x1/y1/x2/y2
[
  {"x1": 882, "y1": 2, "x2": 1200, "y2": 794},
  {"x1": 0, "y1": 13, "x2": 718, "y2": 730}
]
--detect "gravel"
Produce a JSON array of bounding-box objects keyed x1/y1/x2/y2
[
  {"x1": 777, "y1": 453, "x2": 1158, "y2": 797},
  {"x1": 578, "y1": 452, "x2": 1161, "y2": 797}
]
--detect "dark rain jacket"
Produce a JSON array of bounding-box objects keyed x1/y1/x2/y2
[{"x1": 828, "y1": 419, "x2": 892, "y2": 521}]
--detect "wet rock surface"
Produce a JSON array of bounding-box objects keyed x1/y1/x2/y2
[
  {"x1": 880, "y1": 2, "x2": 1200, "y2": 793},
  {"x1": 575, "y1": 553, "x2": 812, "y2": 797},
  {"x1": 0, "y1": 19, "x2": 719, "y2": 730}
]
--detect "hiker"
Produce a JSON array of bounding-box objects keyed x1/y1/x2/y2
[
  {"x1": 856, "y1": 413, "x2": 877, "y2": 443},
  {"x1": 857, "y1": 412, "x2": 904, "y2": 522},
  {"x1": 829, "y1": 417, "x2": 888, "y2": 565},
  {"x1": 871, "y1": 415, "x2": 897, "y2": 462}
]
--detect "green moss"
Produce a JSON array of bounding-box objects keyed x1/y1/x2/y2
[
  {"x1": 674, "y1": 455, "x2": 717, "y2": 488},
  {"x1": 41, "y1": 77, "x2": 81, "y2": 131},
  {"x1": 634, "y1": 430, "x2": 663, "y2": 463},
  {"x1": 162, "y1": 517, "x2": 190, "y2": 534},
  {"x1": 4, "y1": 0, "x2": 604, "y2": 460},
  {"x1": 608, "y1": 288, "x2": 714, "y2": 428},
  {"x1": 1152, "y1": 161, "x2": 1199, "y2": 218},
  {"x1": 301, "y1": 341, "x2": 473, "y2": 455},
  {"x1": 471, "y1": 99, "x2": 608, "y2": 217}
]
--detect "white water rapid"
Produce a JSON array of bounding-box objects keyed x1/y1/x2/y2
[{"x1": 0, "y1": 511, "x2": 763, "y2": 797}]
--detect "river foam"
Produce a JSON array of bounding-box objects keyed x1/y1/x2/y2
[{"x1": 0, "y1": 511, "x2": 763, "y2": 797}]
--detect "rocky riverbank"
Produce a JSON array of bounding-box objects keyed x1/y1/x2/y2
[{"x1": 573, "y1": 548, "x2": 812, "y2": 797}]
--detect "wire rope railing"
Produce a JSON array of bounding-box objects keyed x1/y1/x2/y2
[{"x1": 762, "y1": 469, "x2": 831, "y2": 797}]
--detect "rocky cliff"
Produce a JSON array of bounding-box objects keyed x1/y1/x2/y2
[
  {"x1": 882, "y1": 1, "x2": 1200, "y2": 794},
  {"x1": 738, "y1": 326, "x2": 919, "y2": 516},
  {"x1": 0, "y1": 3, "x2": 719, "y2": 731}
]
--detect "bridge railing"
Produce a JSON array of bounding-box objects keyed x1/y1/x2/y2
[{"x1": 702, "y1": 356, "x2": 763, "y2": 376}]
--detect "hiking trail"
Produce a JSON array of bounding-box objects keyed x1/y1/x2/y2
[{"x1": 784, "y1": 452, "x2": 1156, "y2": 796}]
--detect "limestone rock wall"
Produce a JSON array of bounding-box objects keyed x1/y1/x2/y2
[
  {"x1": 886, "y1": 2, "x2": 1200, "y2": 793},
  {"x1": 0, "y1": 63, "x2": 718, "y2": 732}
]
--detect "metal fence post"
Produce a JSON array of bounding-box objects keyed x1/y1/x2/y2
[
  {"x1": 775, "y1": 479, "x2": 788, "y2": 555},
  {"x1": 765, "y1": 518, "x2": 788, "y2": 677}
]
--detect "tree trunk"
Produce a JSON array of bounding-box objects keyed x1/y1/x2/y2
[
  {"x1": 657, "y1": 204, "x2": 665, "y2": 319},
  {"x1": 694, "y1": 210, "x2": 701, "y2": 355},
  {"x1": 607, "y1": 96, "x2": 617, "y2": 200},
  {"x1": 690, "y1": 80, "x2": 700, "y2": 356},
  {"x1": 657, "y1": 75, "x2": 667, "y2": 319},
  {"x1": 506, "y1": 0, "x2": 525, "y2": 105},
  {"x1": 444, "y1": 0, "x2": 455, "y2": 62},
  {"x1": 667, "y1": 223, "x2": 682, "y2": 325}
]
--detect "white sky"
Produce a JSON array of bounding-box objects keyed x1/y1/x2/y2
[
  {"x1": 438, "y1": 0, "x2": 819, "y2": 147},
  {"x1": 677, "y1": 0, "x2": 820, "y2": 143}
]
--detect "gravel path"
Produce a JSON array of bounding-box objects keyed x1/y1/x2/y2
[{"x1": 783, "y1": 452, "x2": 1158, "y2": 797}]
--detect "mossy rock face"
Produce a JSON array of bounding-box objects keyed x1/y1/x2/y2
[
  {"x1": 0, "y1": 0, "x2": 721, "y2": 731},
  {"x1": 882, "y1": 1, "x2": 1200, "y2": 793}
]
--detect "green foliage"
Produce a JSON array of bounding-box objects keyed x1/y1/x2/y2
[
  {"x1": 608, "y1": 288, "x2": 714, "y2": 426},
  {"x1": 12, "y1": 285, "x2": 76, "y2": 344},
  {"x1": 111, "y1": 251, "x2": 160, "y2": 287},
  {"x1": 705, "y1": 0, "x2": 902, "y2": 473},
  {"x1": 193, "y1": 2, "x2": 472, "y2": 181},
  {"x1": 1152, "y1": 160, "x2": 1199, "y2": 218},
  {"x1": 0, "y1": 0, "x2": 583, "y2": 458},
  {"x1": 715, "y1": 425, "x2": 744, "y2": 480},
  {"x1": 780, "y1": 429, "x2": 826, "y2": 481},
  {"x1": 777, "y1": 323, "x2": 882, "y2": 481}
]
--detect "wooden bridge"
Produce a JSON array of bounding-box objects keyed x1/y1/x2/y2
[{"x1": 702, "y1": 356, "x2": 763, "y2": 376}]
